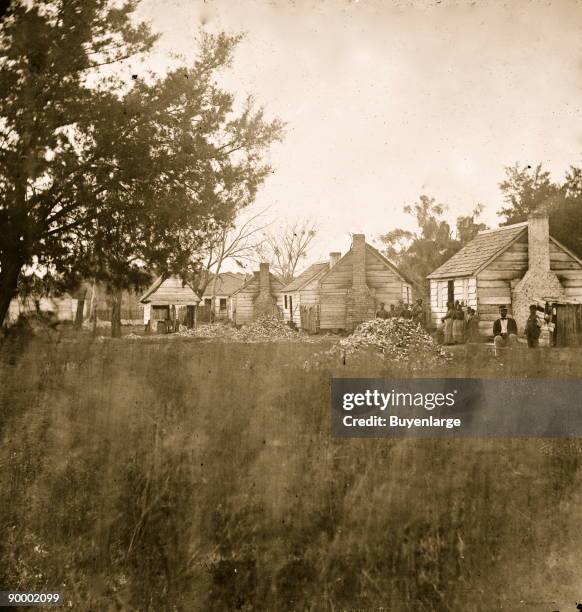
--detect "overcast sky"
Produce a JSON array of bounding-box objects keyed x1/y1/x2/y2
[{"x1": 135, "y1": 0, "x2": 582, "y2": 267}]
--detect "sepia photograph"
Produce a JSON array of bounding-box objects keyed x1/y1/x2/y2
[{"x1": 1, "y1": 0, "x2": 582, "y2": 610}]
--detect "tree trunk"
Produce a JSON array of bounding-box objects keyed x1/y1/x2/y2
[
  {"x1": 74, "y1": 299, "x2": 85, "y2": 329},
  {"x1": 0, "y1": 259, "x2": 23, "y2": 328},
  {"x1": 110, "y1": 289, "x2": 122, "y2": 338}
]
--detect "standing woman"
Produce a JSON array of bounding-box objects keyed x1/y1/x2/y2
[
  {"x1": 452, "y1": 301, "x2": 465, "y2": 344},
  {"x1": 442, "y1": 301, "x2": 454, "y2": 345}
]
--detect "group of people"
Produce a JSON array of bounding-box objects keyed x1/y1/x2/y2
[
  {"x1": 376, "y1": 297, "x2": 544, "y2": 350},
  {"x1": 492, "y1": 304, "x2": 543, "y2": 350},
  {"x1": 444, "y1": 302, "x2": 543, "y2": 350},
  {"x1": 441, "y1": 301, "x2": 480, "y2": 345},
  {"x1": 375, "y1": 298, "x2": 426, "y2": 327}
]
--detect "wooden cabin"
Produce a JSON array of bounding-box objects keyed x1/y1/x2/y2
[
  {"x1": 281, "y1": 255, "x2": 338, "y2": 331},
  {"x1": 201, "y1": 272, "x2": 246, "y2": 320},
  {"x1": 140, "y1": 276, "x2": 200, "y2": 332},
  {"x1": 230, "y1": 263, "x2": 285, "y2": 325},
  {"x1": 319, "y1": 234, "x2": 413, "y2": 331},
  {"x1": 427, "y1": 211, "x2": 582, "y2": 337}
]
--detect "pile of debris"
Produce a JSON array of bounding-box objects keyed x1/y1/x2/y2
[
  {"x1": 173, "y1": 316, "x2": 307, "y2": 342},
  {"x1": 177, "y1": 323, "x2": 238, "y2": 340},
  {"x1": 309, "y1": 318, "x2": 452, "y2": 369},
  {"x1": 235, "y1": 315, "x2": 300, "y2": 342}
]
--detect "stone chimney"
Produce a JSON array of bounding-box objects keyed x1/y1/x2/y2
[
  {"x1": 253, "y1": 262, "x2": 278, "y2": 318},
  {"x1": 346, "y1": 234, "x2": 375, "y2": 329},
  {"x1": 329, "y1": 252, "x2": 341, "y2": 269},
  {"x1": 352, "y1": 235, "x2": 366, "y2": 287},
  {"x1": 512, "y1": 210, "x2": 564, "y2": 331}
]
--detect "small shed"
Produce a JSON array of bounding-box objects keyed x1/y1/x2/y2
[
  {"x1": 230, "y1": 263, "x2": 285, "y2": 325},
  {"x1": 140, "y1": 276, "x2": 200, "y2": 332},
  {"x1": 201, "y1": 272, "x2": 247, "y2": 320},
  {"x1": 318, "y1": 234, "x2": 413, "y2": 331},
  {"x1": 281, "y1": 255, "x2": 337, "y2": 330},
  {"x1": 427, "y1": 211, "x2": 582, "y2": 337}
]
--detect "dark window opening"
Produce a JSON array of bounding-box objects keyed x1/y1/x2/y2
[
  {"x1": 284, "y1": 295, "x2": 288, "y2": 309},
  {"x1": 219, "y1": 298, "x2": 227, "y2": 312}
]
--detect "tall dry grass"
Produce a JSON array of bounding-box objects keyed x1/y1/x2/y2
[{"x1": 1, "y1": 337, "x2": 582, "y2": 611}]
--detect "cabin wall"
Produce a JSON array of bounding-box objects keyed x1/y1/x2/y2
[
  {"x1": 232, "y1": 274, "x2": 285, "y2": 325},
  {"x1": 365, "y1": 256, "x2": 405, "y2": 306},
  {"x1": 319, "y1": 249, "x2": 407, "y2": 330},
  {"x1": 429, "y1": 277, "x2": 476, "y2": 327},
  {"x1": 319, "y1": 251, "x2": 353, "y2": 329},
  {"x1": 233, "y1": 291, "x2": 255, "y2": 325},
  {"x1": 283, "y1": 276, "x2": 322, "y2": 328},
  {"x1": 550, "y1": 241, "x2": 582, "y2": 301},
  {"x1": 474, "y1": 237, "x2": 528, "y2": 336},
  {"x1": 475, "y1": 237, "x2": 582, "y2": 336}
]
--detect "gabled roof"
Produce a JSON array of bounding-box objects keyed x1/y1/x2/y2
[
  {"x1": 427, "y1": 222, "x2": 528, "y2": 280},
  {"x1": 317, "y1": 241, "x2": 413, "y2": 286},
  {"x1": 202, "y1": 272, "x2": 246, "y2": 297},
  {"x1": 140, "y1": 276, "x2": 164, "y2": 303},
  {"x1": 231, "y1": 271, "x2": 286, "y2": 296},
  {"x1": 140, "y1": 276, "x2": 200, "y2": 305},
  {"x1": 282, "y1": 262, "x2": 329, "y2": 292},
  {"x1": 366, "y1": 243, "x2": 414, "y2": 285}
]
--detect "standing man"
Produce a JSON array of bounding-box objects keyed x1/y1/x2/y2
[
  {"x1": 525, "y1": 304, "x2": 542, "y2": 348},
  {"x1": 411, "y1": 298, "x2": 425, "y2": 327},
  {"x1": 376, "y1": 302, "x2": 388, "y2": 319},
  {"x1": 493, "y1": 305, "x2": 518, "y2": 353}
]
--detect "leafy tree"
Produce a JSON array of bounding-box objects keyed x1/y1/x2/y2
[
  {"x1": 0, "y1": 2, "x2": 283, "y2": 334},
  {"x1": 379, "y1": 196, "x2": 486, "y2": 298},
  {"x1": 498, "y1": 163, "x2": 582, "y2": 257},
  {"x1": 0, "y1": 0, "x2": 157, "y2": 326},
  {"x1": 74, "y1": 34, "x2": 282, "y2": 336}
]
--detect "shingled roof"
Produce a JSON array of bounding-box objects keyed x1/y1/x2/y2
[
  {"x1": 202, "y1": 272, "x2": 246, "y2": 297},
  {"x1": 282, "y1": 262, "x2": 329, "y2": 292},
  {"x1": 427, "y1": 222, "x2": 528, "y2": 280}
]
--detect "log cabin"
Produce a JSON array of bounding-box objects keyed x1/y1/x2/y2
[
  {"x1": 230, "y1": 263, "x2": 285, "y2": 325},
  {"x1": 140, "y1": 276, "x2": 200, "y2": 332},
  {"x1": 281, "y1": 254, "x2": 339, "y2": 330},
  {"x1": 319, "y1": 234, "x2": 413, "y2": 331},
  {"x1": 427, "y1": 211, "x2": 582, "y2": 337}
]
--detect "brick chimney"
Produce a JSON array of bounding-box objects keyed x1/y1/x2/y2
[
  {"x1": 329, "y1": 252, "x2": 341, "y2": 269},
  {"x1": 346, "y1": 234, "x2": 375, "y2": 329},
  {"x1": 512, "y1": 210, "x2": 564, "y2": 331},
  {"x1": 253, "y1": 262, "x2": 278, "y2": 318}
]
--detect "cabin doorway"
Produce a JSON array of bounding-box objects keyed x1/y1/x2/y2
[{"x1": 447, "y1": 280, "x2": 455, "y2": 306}]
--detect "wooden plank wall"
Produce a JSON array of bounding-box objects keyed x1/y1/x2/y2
[
  {"x1": 232, "y1": 274, "x2": 285, "y2": 325},
  {"x1": 429, "y1": 278, "x2": 477, "y2": 327},
  {"x1": 476, "y1": 238, "x2": 528, "y2": 335},
  {"x1": 319, "y1": 249, "x2": 406, "y2": 329},
  {"x1": 284, "y1": 276, "x2": 322, "y2": 327},
  {"x1": 320, "y1": 252, "x2": 353, "y2": 329},
  {"x1": 551, "y1": 241, "x2": 582, "y2": 300}
]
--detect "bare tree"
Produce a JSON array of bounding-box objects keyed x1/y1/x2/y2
[
  {"x1": 255, "y1": 219, "x2": 317, "y2": 284},
  {"x1": 197, "y1": 208, "x2": 271, "y2": 319}
]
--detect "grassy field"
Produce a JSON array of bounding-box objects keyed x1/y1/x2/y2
[{"x1": 1, "y1": 334, "x2": 582, "y2": 611}]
